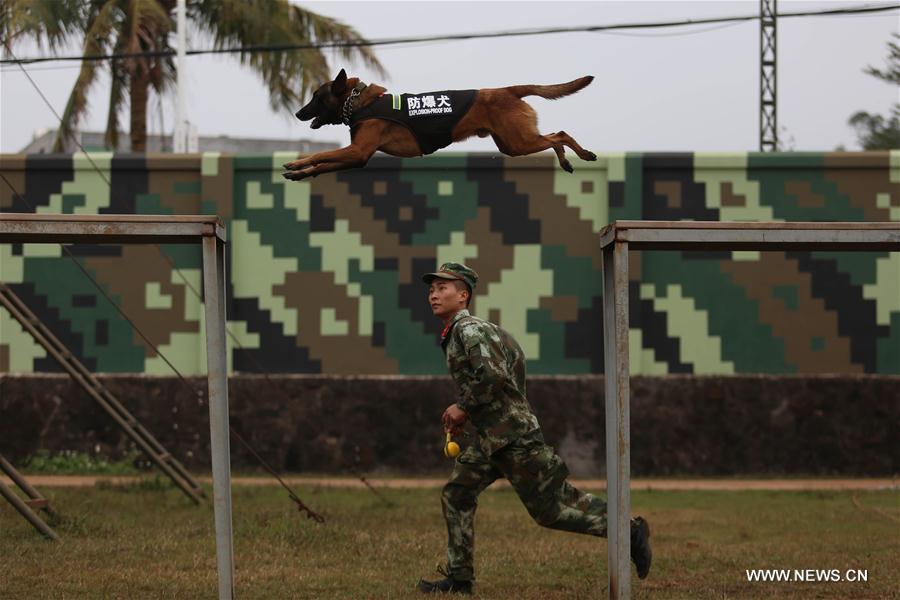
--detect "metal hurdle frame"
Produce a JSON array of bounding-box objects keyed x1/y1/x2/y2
[
  {"x1": 599, "y1": 220, "x2": 900, "y2": 599},
  {"x1": 0, "y1": 213, "x2": 235, "y2": 600}
]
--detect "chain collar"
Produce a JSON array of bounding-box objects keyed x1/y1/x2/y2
[{"x1": 341, "y1": 82, "x2": 368, "y2": 125}]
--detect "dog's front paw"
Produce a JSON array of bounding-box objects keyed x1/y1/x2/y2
[
  {"x1": 584, "y1": 151, "x2": 597, "y2": 161},
  {"x1": 282, "y1": 170, "x2": 309, "y2": 182},
  {"x1": 561, "y1": 160, "x2": 574, "y2": 174}
]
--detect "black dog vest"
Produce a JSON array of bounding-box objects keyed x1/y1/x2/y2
[{"x1": 348, "y1": 90, "x2": 478, "y2": 155}]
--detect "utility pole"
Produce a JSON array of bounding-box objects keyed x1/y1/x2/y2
[
  {"x1": 174, "y1": 0, "x2": 195, "y2": 152},
  {"x1": 759, "y1": 0, "x2": 777, "y2": 151}
]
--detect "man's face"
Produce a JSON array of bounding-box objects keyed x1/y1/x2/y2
[{"x1": 428, "y1": 280, "x2": 468, "y2": 320}]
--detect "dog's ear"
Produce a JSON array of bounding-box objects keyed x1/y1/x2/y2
[{"x1": 331, "y1": 68, "x2": 348, "y2": 95}]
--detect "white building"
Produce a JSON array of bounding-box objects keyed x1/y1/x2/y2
[{"x1": 20, "y1": 129, "x2": 339, "y2": 154}]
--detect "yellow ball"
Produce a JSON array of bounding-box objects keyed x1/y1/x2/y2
[{"x1": 445, "y1": 441, "x2": 461, "y2": 458}]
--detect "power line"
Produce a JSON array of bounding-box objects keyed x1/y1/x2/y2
[
  {"x1": 1, "y1": 41, "x2": 381, "y2": 515},
  {"x1": 1, "y1": 3, "x2": 896, "y2": 66},
  {"x1": 0, "y1": 41, "x2": 335, "y2": 521},
  {"x1": 600, "y1": 19, "x2": 748, "y2": 39},
  {"x1": 0, "y1": 160, "x2": 328, "y2": 524}
]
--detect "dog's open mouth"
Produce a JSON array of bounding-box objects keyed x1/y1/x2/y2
[{"x1": 310, "y1": 117, "x2": 325, "y2": 129}]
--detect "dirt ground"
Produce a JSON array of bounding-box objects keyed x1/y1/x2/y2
[{"x1": 4, "y1": 475, "x2": 897, "y2": 490}]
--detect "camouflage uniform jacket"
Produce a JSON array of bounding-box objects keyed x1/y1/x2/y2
[{"x1": 442, "y1": 309, "x2": 540, "y2": 455}]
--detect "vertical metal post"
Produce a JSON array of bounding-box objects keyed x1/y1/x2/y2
[
  {"x1": 174, "y1": 0, "x2": 188, "y2": 152},
  {"x1": 602, "y1": 240, "x2": 631, "y2": 599},
  {"x1": 202, "y1": 235, "x2": 234, "y2": 599}
]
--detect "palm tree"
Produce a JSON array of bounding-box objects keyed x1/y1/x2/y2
[{"x1": 1, "y1": 0, "x2": 385, "y2": 152}]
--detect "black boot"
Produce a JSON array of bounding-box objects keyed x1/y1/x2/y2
[
  {"x1": 631, "y1": 516, "x2": 652, "y2": 579},
  {"x1": 416, "y1": 565, "x2": 473, "y2": 595}
]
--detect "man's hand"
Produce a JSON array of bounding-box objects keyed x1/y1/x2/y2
[{"x1": 442, "y1": 403, "x2": 468, "y2": 434}]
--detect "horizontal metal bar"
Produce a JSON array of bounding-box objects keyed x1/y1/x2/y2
[
  {"x1": 622, "y1": 229, "x2": 899, "y2": 249},
  {"x1": 600, "y1": 221, "x2": 900, "y2": 250},
  {"x1": 0, "y1": 213, "x2": 221, "y2": 224},
  {"x1": 628, "y1": 241, "x2": 898, "y2": 252},
  {"x1": 607, "y1": 220, "x2": 900, "y2": 231},
  {"x1": 0, "y1": 213, "x2": 226, "y2": 244}
]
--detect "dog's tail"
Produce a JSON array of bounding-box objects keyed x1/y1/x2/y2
[{"x1": 508, "y1": 76, "x2": 594, "y2": 100}]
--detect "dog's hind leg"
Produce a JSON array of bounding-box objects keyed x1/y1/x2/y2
[
  {"x1": 547, "y1": 137, "x2": 573, "y2": 173},
  {"x1": 548, "y1": 131, "x2": 597, "y2": 161},
  {"x1": 495, "y1": 133, "x2": 574, "y2": 172},
  {"x1": 552, "y1": 144, "x2": 574, "y2": 173},
  {"x1": 487, "y1": 102, "x2": 575, "y2": 172},
  {"x1": 493, "y1": 132, "x2": 573, "y2": 173}
]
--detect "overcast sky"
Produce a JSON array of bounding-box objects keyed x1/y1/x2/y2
[{"x1": 1, "y1": 1, "x2": 897, "y2": 154}]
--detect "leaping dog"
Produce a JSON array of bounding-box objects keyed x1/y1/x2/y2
[{"x1": 282, "y1": 69, "x2": 596, "y2": 181}]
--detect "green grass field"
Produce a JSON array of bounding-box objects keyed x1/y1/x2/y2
[{"x1": 0, "y1": 480, "x2": 897, "y2": 599}]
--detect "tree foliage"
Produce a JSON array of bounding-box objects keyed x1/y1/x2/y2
[
  {"x1": 849, "y1": 34, "x2": 899, "y2": 150},
  {"x1": 1, "y1": 0, "x2": 385, "y2": 151},
  {"x1": 849, "y1": 107, "x2": 900, "y2": 151}
]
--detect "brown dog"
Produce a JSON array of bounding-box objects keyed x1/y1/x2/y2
[{"x1": 283, "y1": 69, "x2": 596, "y2": 181}]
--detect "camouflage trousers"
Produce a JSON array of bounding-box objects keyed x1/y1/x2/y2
[{"x1": 441, "y1": 430, "x2": 607, "y2": 581}]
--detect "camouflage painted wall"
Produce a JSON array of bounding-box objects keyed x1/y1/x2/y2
[{"x1": 1, "y1": 152, "x2": 898, "y2": 375}]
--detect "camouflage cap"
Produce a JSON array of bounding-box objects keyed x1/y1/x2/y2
[{"x1": 422, "y1": 262, "x2": 478, "y2": 291}]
